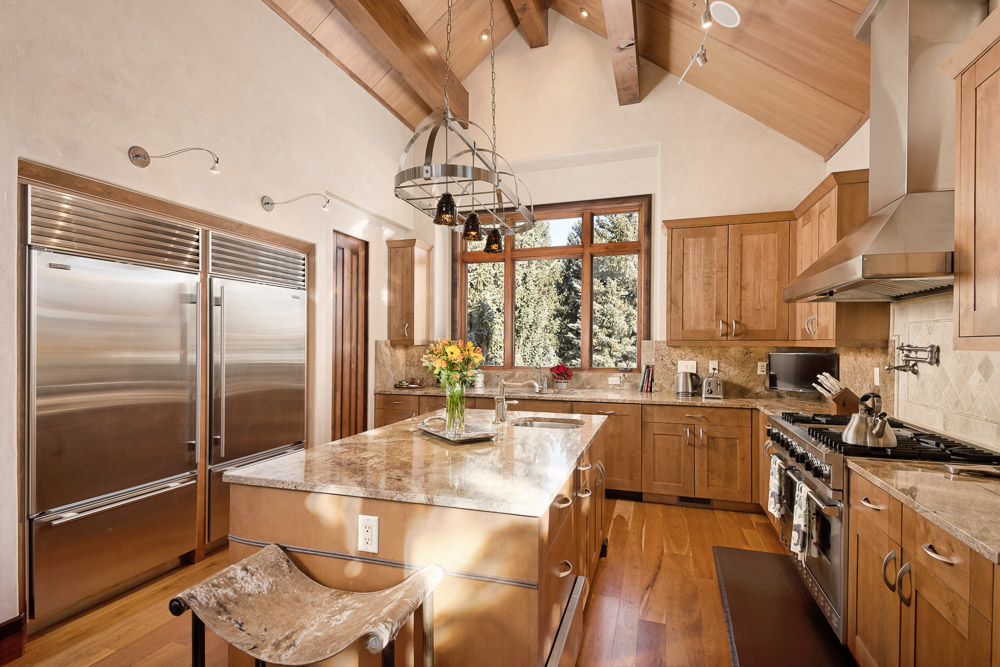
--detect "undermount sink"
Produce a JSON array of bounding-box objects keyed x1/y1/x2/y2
[
  {"x1": 534, "y1": 388, "x2": 572, "y2": 395},
  {"x1": 511, "y1": 417, "x2": 584, "y2": 429}
]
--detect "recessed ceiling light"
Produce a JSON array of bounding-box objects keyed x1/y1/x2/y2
[
  {"x1": 709, "y1": 1, "x2": 741, "y2": 28},
  {"x1": 480, "y1": 29, "x2": 490, "y2": 41},
  {"x1": 580, "y1": 7, "x2": 589, "y2": 18}
]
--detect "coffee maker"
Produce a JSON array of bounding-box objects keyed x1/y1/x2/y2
[{"x1": 676, "y1": 371, "x2": 701, "y2": 397}]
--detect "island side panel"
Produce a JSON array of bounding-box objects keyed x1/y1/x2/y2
[{"x1": 228, "y1": 484, "x2": 543, "y2": 666}]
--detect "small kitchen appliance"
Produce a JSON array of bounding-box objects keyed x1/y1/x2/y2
[
  {"x1": 702, "y1": 374, "x2": 723, "y2": 399},
  {"x1": 768, "y1": 352, "x2": 839, "y2": 393},
  {"x1": 676, "y1": 371, "x2": 701, "y2": 397}
]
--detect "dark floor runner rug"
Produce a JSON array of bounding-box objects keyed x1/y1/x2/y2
[{"x1": 713, "y1": 546, "x2": 856, "y2": 667}]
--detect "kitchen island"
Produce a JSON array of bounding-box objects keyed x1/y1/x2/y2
[{"x1": 224, "y1": 409, "x2": 609, "y2": 667}]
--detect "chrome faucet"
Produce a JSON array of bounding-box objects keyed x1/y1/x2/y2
[
  {"x1": 534, "y1": 365, "x2": 548, "y2": 391},
  {"x1": 494, "y1": 378, "x2": 538, "y2": 424}
]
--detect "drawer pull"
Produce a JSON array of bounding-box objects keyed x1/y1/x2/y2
[
  {"x1": 596, "y1": 410, "x2": 616, "y2": 415},
  {"x1": 684, "y1": 414, "x2": 707, "y2": 419},
  {"x1": 858, "y1": 497, "x2": 883, "y2": 511},
  {"x1": 577, "y1": 462, "x2": 592, "y2": 472},
  {"x1": 882, "y1": 550, "x2": 897, "y2": 592},
  {"x1": 579, "y1": 487, "x2": 592, "y2": 498},
  {"x1": 896, "y1": 562, "x2": 912, "y2": 607},
  {"x1": 389, "y1": 401, "x2": 403, "y2": 405},
  {"x1": 557, "y1": 560, "x2": 574, "y2": 578},
  {"x1": 553, "y1": 496, "x2": 573, "y2": 509},
  {"x1": 921, "y1": 543, "x2": 956, "y2": 566}
]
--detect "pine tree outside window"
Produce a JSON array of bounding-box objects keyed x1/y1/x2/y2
[{"x1": 455, "y1": 195, "x2": 651, "y2": 371}]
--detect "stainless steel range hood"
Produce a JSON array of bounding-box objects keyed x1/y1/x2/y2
[{"x1": 783, "y1": 0, "x2": 985, "y2": 304}]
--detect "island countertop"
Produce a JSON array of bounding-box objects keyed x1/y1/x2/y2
[{"x1": 225, "y1": 409, "x2": 607, "y2": 518}]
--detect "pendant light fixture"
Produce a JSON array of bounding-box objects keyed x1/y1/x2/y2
[
  {"x1": 394, "y1": 0, "x2": 534, "y2": 239},
  {"x1": 484, "y1": 228, "x2": 502, "y2": 253}
]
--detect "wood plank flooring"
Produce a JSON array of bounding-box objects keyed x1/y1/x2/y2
[{"x1": 10, "y1": 500, "x2": 784, "y2": 666}]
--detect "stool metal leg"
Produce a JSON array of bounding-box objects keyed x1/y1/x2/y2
[
  {"x1": 254, "y1": 660, "x2": 266, "y2": 667},
  {"x1": 421, "y1": 593, "x2": 434, "y2": 667},
  {"x1": 381, "y1": 639, "x2": 395, "y2": 667},
  {"x1": 191, "y1": 615, "x2": 206, "y2": 667}
]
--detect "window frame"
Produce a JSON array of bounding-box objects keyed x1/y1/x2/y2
[{"x1": 452, "y1": 194, "x2": 651, "y2": 371}]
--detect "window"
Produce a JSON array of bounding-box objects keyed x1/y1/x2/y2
[{"x1": 455, "y1": 195, "x2": 650, "y2": 370}]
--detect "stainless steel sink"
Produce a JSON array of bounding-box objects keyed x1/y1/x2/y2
[
  {"x1": 534, "y1": 389, "x2": 572, "y2": 395},
  {"x1": 511, "y1": 417, "x2": 584, "y2": 429}
]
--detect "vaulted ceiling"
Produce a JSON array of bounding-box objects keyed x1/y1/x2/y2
[{"x1": 262, "y1": 0, "x2": 870, "y2": 158}]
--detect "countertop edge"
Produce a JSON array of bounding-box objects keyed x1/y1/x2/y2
[{"x1": 846, "y1": 460, "x2": 1000, "y2": 564}]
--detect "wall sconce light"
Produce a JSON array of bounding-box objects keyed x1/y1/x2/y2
[
  {"x1": 128, "y1": 146, "x2": 220, "y2": 173},
  {"x1": 260, "y1": 193, "x2": 331, "y2": 212}
]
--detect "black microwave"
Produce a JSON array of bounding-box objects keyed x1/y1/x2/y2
[{"x1": 768, "y1": 352, "x2": 839, "y2": 393}]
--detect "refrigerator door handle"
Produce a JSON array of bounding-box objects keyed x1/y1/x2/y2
[
  {"x1": 218, "y1": 284, "x2": 227, "y2": 460},
  {"x1": 194, "y1": 287, "x2": 202, "y2": 466},
  {"x1": 44, "y1": 478, "x2": 197, "y2": 526}
]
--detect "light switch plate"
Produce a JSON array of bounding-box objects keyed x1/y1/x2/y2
[
  {"x1": 757, "y1": 362, "x2": 768, "y2": 375},
  {"x1": 708, "y1": 360, "x2": 719, "y2": 374},
  {"x1": 358, "y1": 515, "x2": 379, "y2": 553},
  {"x1": 874, "y1": 366, "x2": 880, "y2": 387},
  {"x1": 607, "y1": 375, "x2": 622, "y2": 385},
  {"x1": 678, "y1": 360, "x2": 697, "y2": 373}
]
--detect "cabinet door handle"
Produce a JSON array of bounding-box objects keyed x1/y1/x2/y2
[
  {"x1": 404, "y1": 322, "x2": 409, "y2": 338},
  {"x1": 558, "y1": 560, "x2": 574, "y2": 578},
  {"x1": 719, "y1": 319, "x2": 725, "y2": 337},
  {"x1": 685, "y1": 427, "x2": 692, "y2": 447},
  {"x1": 579, "y1": 487, "x2": 592, "y2": 498},
  {"x1": 596, "y1": 410, "x2": 616, "y2": 415},
  {"x1": 859, "y1": 496, "x2": 883, "y2": 511},
  {"x1": 731, "y1": 319, "x2": 738, "y2": 337},
  {"x1": 577, "y1": 462, "x2": 592, "y2": 471},
  {"x1": 596, "y1": 461, "x2": 606, "y2": 486},
  {"x1": 922, "y1": 543, "x2": 956, "y2": 566},
  {"x1": 699, "y1": 428, "x2": 705, "y2": 446},
  {"x1": 882, "y1": 550, "x2": 897, "y2": 592},
  {"x1": 554, "y1": 496, "x2": 573, "y2": 509},
  {"x1": 896, "y1": 562, "x2": 912, "y2": 606},
  {"x1": 805, "y1": 315, "x2": 817, "y2": 336}
]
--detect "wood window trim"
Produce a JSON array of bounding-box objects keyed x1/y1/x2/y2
[{"x1": 451, "y1": 194, "x2": 651, "y2": 371}]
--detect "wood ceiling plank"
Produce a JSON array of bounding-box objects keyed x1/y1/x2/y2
[
  {"x1": 647, "y1": 0, "x2": 870, "y2": 115},
  {"x1": 829, "y1": 0, "x2": 869, "y2": 14},
  {"x1": 372, "y1": 69, "x2": 435, "y2": 127},
  {"x1": 269, "y1": 0, "x2": 335, "y2": 33},
  {"x1": 637, "y1": 2, "x2": 864, "y2": 155},
  {"x1": 602, "y1": 0, "x2": 641, "y2": 105},
  {"x1": 510, "y1": 0, "x2": 550, "y2": 47},
  {"x1": 426, "y1": 0, "x2": 520, "y2": 81},
  {"x1": 550, "y1": 0, "x2": 608, "y2": 37},
  {"x1": 328, "y1": 0, "x2": 470, "y2": 119},
  {"x1": 311, "y1": 9, "x2": 392, "y2": 86}
]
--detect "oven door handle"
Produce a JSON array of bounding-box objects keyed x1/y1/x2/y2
[
  {"x1": 764, "y1": 441, "x2": 788, "y2": 468},
  {"x1": 787, "y1": 470, "x2": 841, "y2": 518}
]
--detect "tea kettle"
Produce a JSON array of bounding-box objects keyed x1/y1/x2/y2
[
  {"x1": 843, "y1": 393, "x2": 897, "y2": 448},
  {"x1": 676, "y1": 372, "x2": 701, "y2": 398}
]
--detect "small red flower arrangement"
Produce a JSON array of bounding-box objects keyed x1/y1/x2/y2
[{"x1": 550, "y1": 363, "x2": 573, "y2": 381}]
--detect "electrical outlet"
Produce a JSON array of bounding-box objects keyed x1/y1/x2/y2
[
  {"x1": 708, "y1": 360, "x2": 719, "y2": 374},
  {"x1": 874, "y1": 366, "x2": 880, "y2": 387},
  {"x1": 607, "y1": 375, "x2": 621, "y2": 385},
  {"x1": 757, "y1": 362, "x2": 768, "y2": 375},
  {"x1": 358, "y1": 515, "x2": 379, "y2": 553},
  {"x1": 678, "y1": 360, "x2": 697, "y2": 373}
]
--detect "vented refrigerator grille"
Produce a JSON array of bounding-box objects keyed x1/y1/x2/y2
[
  {"x1": 208, "y1": 232, "x2": 306, "y2": 289},
  {"x1": 28, "y1": 186, "x2": 201, "y2": 272}
]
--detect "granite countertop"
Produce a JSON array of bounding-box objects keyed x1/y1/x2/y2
[
  {"x1": 377, "y1": 386, "x2": 829, "y2": 416},
  {"x1": 848, "y1": 459, "x2": 1000, "y2": 563},
  {"x1": 225, "y1": 409, "x2": 607, "y2": 518}
]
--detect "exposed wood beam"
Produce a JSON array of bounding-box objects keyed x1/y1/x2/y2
[
  {"x1": 328, "y1": 0, "x2": 470, "y2": 120},
  {"x1": 510, "y1": 0, "x2": 549, "y2": 48},
  {"x1": 602, "y1": 0, "x2": 640, "y2": 105}
]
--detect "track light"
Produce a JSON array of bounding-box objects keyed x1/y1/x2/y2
[
  {"x1": 701, "y1": 5, "x2": 713, "y2": 28},
  {"x1": 433, "y1": 192, "x2": 458, "y2": 226},
  {"x1": 129, "y1": 146, "x2": 220, "y2": 174},
  {"x1": 260, "y1": 193, "x2": 331, "y2": 212},
  {"x1": 696, "y1": 46, "x2": 708, "y2": 66}
]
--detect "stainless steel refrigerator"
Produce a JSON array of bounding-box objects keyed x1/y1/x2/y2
[
  {"x1": 28, "y1": 249, "x2": 200, "y2": 620},
  {"x1": 205, "y1": 235, "x2": 307, "y2": 543}
]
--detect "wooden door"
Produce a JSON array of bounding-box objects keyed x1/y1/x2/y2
[
  {"x1": 387, "y1": 243, "x2": 413, "y2": 343},
  {"x1": 848, "y1": 513, "x2": 902, "y2": 667},
  {"x1": 669, "y1": 226, "x2": 729, "y2": 341},
  {"x1": 792, "y1": 207, "x2": 818, "y2": 340},
  {"x1": 641, "y1": 422, "x2": 695, "y2": 496},
  {"x1": 957, "y1": 47, "x2": 1000, "y2": 339},
  {"x1": 332, "y1": 232, "x2": 368, "y2": 439},
  {"x1": 728, "y1": 221, "x2": 790, "y2": 340},
  {"x1": 812, "y1": 191, "x2": 838, "y2": 340},
  {"x1": 694, "y1": 424, "x2": 751, "y2": 502},
  {"x1": 573, "y1": 402, "x2": 640, "y2": 492}
]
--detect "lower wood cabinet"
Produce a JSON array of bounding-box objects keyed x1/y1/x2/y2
[
  {"x1": 373, "y1": 394, "x2": 418, "y2": 428},
  {"x1": 572, "y1": 402, "x2": 641, "y2": 492},
  {"x1": 848, "y1": 470, "x2": 994, "y2": 667},
  {"x1": 640, "y1": 407, "x2": 752, "y2": 503}
]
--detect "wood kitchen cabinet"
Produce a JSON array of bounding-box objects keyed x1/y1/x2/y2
[
  {"x1": 640, "y1": 406, "x2": 752, "y2": 504},
  {"x1": 789, "y1": 172, "x2": 890, "y2": 347},
  {"x1": 666, "y1": 216, "x2": 791, "y2": 343},
  {"x1": 946, "y1": 17, "x2": 1000, "y2": 348},
  {"x1": 572, "y1": 402, "x2": 641, "y2": 492},
  {"x1": 373, "y1": 393, "x2": 418, "y2": 427},
  {"x1": 386, "y1": 239, "x2": 431, "y2": 344}
]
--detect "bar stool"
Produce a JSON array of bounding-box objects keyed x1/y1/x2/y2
[{"x1": 168, "y1": 544, "x2": 443, "y2": 666}]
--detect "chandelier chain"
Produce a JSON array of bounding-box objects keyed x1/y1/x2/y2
[
  {"x1": 489, "y1": 0, "x2": 497, "y2": 174},
  {"x1": 444, "y1": 0, "x2": 453, "y2": 119}
]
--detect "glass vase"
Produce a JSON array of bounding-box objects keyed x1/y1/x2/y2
[{"x1": 444, "y1": 380, "x2": 466, "y2": 436}]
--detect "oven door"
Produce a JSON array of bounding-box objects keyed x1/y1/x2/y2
[{"x1": 770, "y1": 448, "x2": 845, "y2": 639}]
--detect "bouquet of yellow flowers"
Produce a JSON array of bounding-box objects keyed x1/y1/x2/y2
[
  {"x1": 421, "y1": 339, "x2": 485, "y2": 435},
  {"x1": 421, "y1": 338, "x2": 485, "y2": 388}
]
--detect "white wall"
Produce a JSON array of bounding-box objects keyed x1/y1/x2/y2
[
  {"x1": 464, "y1": 12, "x2": 831, "y2": 338},
  {"x1": 0, "y1": 0, "x2": 425, "y2": 621},
  {"x1": 825, "y1": 120, "x2": 871, "y2": 173}
]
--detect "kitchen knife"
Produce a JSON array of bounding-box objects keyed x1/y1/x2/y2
[
  {"x1": 817, "y1": 375, "x2": 838, "y2": 394},
  {"x1": 821, "y1": 373, "x2": 843, "y2": 392},
  {"x1": 813, "y1": 382, "x2": 834, "y2": 398}
]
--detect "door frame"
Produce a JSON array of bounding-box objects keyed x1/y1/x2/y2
[{"x1": 332, "y1": 231, "x2": 369, "y2": 440}]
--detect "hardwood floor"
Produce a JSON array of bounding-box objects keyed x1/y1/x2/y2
[{"x1": 11, "y1": 500, "x2": 783, "y2": 666}]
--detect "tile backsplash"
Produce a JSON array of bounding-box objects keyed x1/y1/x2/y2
[{"x1": 892, "y1": 293, "x2": 1000, "y2": 452}]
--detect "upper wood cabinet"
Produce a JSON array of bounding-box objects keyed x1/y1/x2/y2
[
  {"x1": 947, "y1": 17, "x2": 1000, "y2": 348},
  {"x1": 667, "y1": 214, "x2": 791, "y2": 344},
  {"x1": 788, "y1": 171, "x2": 890, "y2": 348},
  {"x1": 386, "y1": 239, "x2": 431, "y2": 344}
]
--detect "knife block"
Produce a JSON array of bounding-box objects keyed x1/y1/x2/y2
[{"x1": 828, "y1": 388, "x2": 861, "y2": 416}]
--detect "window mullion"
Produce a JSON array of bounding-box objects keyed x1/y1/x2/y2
[
  {"x1": 581, "y1": 210, "x2": 593, "y2": 370},
  {"x1": 504, "y1": 235, "x2": 514, "y2": 368}
]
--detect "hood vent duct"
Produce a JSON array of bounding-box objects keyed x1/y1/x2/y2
[{"x1": 783, "y1": 0, "x2": 985, "y2": 304}]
